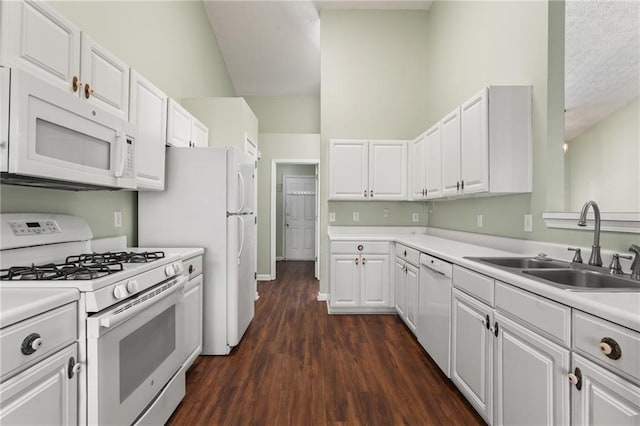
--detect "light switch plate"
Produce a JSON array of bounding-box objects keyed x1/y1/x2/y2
[
  {"x1": 412, "y1": 213, "x2": 419, "y2": 222},
  {"x1": 524, "y1": 214, "x2": 533, "y2": 232},
  {"x1": 352, "y1": 212, "x2": 359, "y2": 222},
  {"x1": 114, "y1": 211, "x2": 122, "y2": 228},
  {"x1": 329, "y1": 212, "x2": 336, "y2": 222},
  {"x1": 477, "y1": 214, "x2": 483, "y2": 228}
]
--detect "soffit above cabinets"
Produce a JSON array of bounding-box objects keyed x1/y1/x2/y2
[
  {"x1": 202, "y1": 0, "x2": 432, "y2": 97},
  {"x1": 564, "y1": 0, "x2": 640, "y2": 141}
]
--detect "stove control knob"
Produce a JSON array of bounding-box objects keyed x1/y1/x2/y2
[
  {"x1": 173, "y1": 262, "x2": 184, "y2": 274},
  {"x1": 113, "y1": 285, "x2": 128, "y2": 300},
  {"x1": 126, "y1": 280, "x2": 139, "y2": 294},
  {"x1": 165, "y1": 265, "x2": 176, "y2": 277}
]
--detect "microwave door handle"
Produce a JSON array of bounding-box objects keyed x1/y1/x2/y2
[
  {"x1": 237, "y1": 215, "x2": 245, "y2": 264},
  {"x1": 237, "y1": 170, "x2": 246, "y2": 213},
  {"x1": 115, "y1": 132, "x2": 126, "y2": 178},
  {"x1": 99, "y1": 276, "x2": 187, "y2": 330}
]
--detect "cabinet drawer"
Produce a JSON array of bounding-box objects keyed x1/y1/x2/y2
[
  {"x1": 0, "y1": 302, "x2": 77, "y2": 380},
  {"x1": 452, "y1": 265, "x2": 494, "y2": 306},
  {"x1": 331, "y1": 241, "x2": 390, "y2": 254},
  {"x1": 183, "y1": 255, "x2": 203, "y2": 280},
  {"x1": 573, "y1": 310, "x2": 640, "y2": 383},
  {"x1": 395, "y1": 244, "x2": 420, "y2": 266},
  {"x1": 495, "y1": 281, "x2": 571, "y2": 346}
]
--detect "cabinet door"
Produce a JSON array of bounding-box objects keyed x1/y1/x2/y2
[
  {"x1": 0, "y1": 343, "x2": 78, "y2": 425},
  {"x1": 572, "y1": 353, "x2": 640, "y2": 426},
  {"x1": 328, "y1": 140, "x2": 368, "y2": 200},
  {"x1": 191, "y1": 117, "x2": 209, "y2": 147},
  {"x1": 130, "y1": 71, "x2": 167, "y2": 190},
  {"x1": 361, "y1": 255, "x2": 390, "y2": 308},
  {"x1": 494, "y1": 312, "x2": 570, "y2": 426},
  {"x1": 1, "y1": 0, "x2": 80, "y2": 93},
  {"x1": 183, "y1": 275, "x2": 203, "y2": 369},
  {"x1": 441, "y1": 107, "x2": 462, "y2": 197},
  {"x1": 460, "y1": 88, "x2": 489, "y2": 194},
  {"x1": 167, "y1": 99, "x2": 192, "y2": 147},
  {"x1": 404, "y1": 262, "x2": 419, "y2": 334},
  {"x1": 80, "y1": 33, "x2": 129, "y2": 120},
  {"x1": 369, "y1": 140, "x2": 408, "y2": 200},
  {"x1": 424, "y1": 122, "x2": 442, "y2": 199},
  {"x1": 451, "y1": 288, "x2": 493, "y2": 424},
  {"x1": 395, "y1": 259, "x2": 406, "y2": 317},
  {"x1": 330, "y1": 255, "x2": 360, "y2": 308},
  {"x1": 409, "y1": 133, "x2": 427, "y2": 200}
]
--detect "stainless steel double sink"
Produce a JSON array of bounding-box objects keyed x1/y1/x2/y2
[{"x1": 466, "y1": 256, "x2": 640, "y2": 292}]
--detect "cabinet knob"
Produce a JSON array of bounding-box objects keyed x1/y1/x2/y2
[
  {"x1": 21, "y1": 333, "x2": 43, "y2": 355},
  {"x1": 456, "y1": 181, "x2": 460, "y2": 191},
  {"x1": 403, "y1": 250, "x2": 407, "y2": 257},
  {"x1": 189, "y1": 264, "x2": 195, "y2": 274},
  {"x1": 424, "y1": 188, "x2": 428, "y2": 197},
  {"x1": 357, "y1": 244, "x2": 363, "y2": 251},
  {"x1": 355, "y1": 257, "x2": 359, "y2": 265},
  {"x1": 599, "y1": 337, "x2": 622, "y2": 360},
  {"x1": 362, "y1": 257, "x2": 366, "y2": 265},
  {"x1": 84, "y1": 83, "x2": 94, "y2": 99},
  {"x1": 67, "y1": 357, "x2": 81, "y2": 379},
  {"x1": 568, "y1": 367, "x2": 582, "y2": 390},
  {"x1": 363, "y1": 190, "x2": 368, "y2": 198},
  {"x1": 370, "y1": 190, "x2": 373, "y2": 198},
  {"x1": 72, "y1": 76, "x2": 83, "y2": 92},
  {"x1": 461, "y1": 180, "x2": 465, "y2": 190}
]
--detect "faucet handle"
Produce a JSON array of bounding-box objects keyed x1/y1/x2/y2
[
  {"x1": 629, "y1": 245, "x2": 640, "y2": 280},
  {"x1": 609, "y1": 253, "x2": 632, "y2": 275},
  {"x1": 568, "y1": 247, "x2": 583, "y2": 263},
  {"x1": 536, "y1": 252, "x2": 549, "y2": 260}
]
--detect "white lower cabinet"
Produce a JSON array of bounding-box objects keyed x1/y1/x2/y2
[
  {"x1": 183, "y1": 274, "x2": 203, "y2": 369},
  {"x1": 571, "y1": 353, "x2": 640, "y2": 425},
  {"x1": 494, "y1": 312, "x2": 570, "y2": 425},
  {"x1": 395, "y1": 258, "x2": 418, "y2": 334},
  {"x1": 0, "y1": 343, "x2": 78, "y2": 425},
  {"x1": 360, "y1": 255, "x2": 390, "y2": 308},
  {"x1": 395, "y1": 259, "x2": 406, "y2": 318},
  {"x1": 330, "y1": 254, "x2": 360, "y2": 308},
  {"x1": 451, "y1": 288, "x2": 494, "y2": 424}
]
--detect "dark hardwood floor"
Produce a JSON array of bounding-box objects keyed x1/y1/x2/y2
[{"x1": 167, "y1": 261, "x2": 485, "y2": 425}]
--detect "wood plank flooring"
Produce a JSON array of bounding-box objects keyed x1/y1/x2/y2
[{"x1": 167, "y1": 261, "x2": 485, "y2": 425}]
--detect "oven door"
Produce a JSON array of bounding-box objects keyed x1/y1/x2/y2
[
  {"x1": 5, "y1": 68, "x2": 136, "y2": 189},
  {"x1": 86, "y1": 275, "x2": 187, "y2": 425}
]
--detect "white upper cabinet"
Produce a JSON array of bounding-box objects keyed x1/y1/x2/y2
[
  {"x1": 439, "y1": 86, "x2": 532, "y2": 198},
  {"x1": 80, "y1": 34, "x2": 129, "y2": 120},
  {"x1": 409, "y1": 132, "x2": 427, "y2": 200},
  {"x1": 1, "y1": 1, "x2": 130, "y2": 119},
  {"x1": 1, "y1": 0, "x2": 80, "y2": 93},
  {"x1": 329, "y1": 139, "x2": 407, "y2": 200},
  {"x1": 167, "y1": 99, "x2": 209, "y2": 148},
  {"x1": 130, "y1": 71, "x2": 167, "y2": 191},
  {"x1": 424, "y1": 122, "x2": 442, "y2": 199}
]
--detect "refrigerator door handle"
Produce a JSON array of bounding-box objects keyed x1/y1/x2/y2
[
  {"x1": 237, "y1": 170, "x2": 246, "y2": 213},
  {"x1": 237, "y1": 215, "x2": 245, "y2": 264}
]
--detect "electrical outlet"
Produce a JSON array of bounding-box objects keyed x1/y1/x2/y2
[
  {"x1": 329, "y1": 212, "x2": 336, "y2": 222},
  {"x1": 477, "y1": 214, "x2": 483, "y2": 228},
  {"x1": 383, "y1": 208, "x2": 389, "y2": 218},
  {"x1": 412, "y1": 213, "x2": 419, "y2": 222},
  {"x1": 352, "y1": 212, "x2": 359, "y2": 222},
  {"x1": 114, "y1": 211, "x2": 122, "y2": 228},
  {"x1": 524, "y1": 214, "x2": 533, "y2": 232}
]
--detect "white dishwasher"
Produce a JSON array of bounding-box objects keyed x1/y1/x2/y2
[{"x1": 417, "y1": 253, "x2": 453, "y2": 377}]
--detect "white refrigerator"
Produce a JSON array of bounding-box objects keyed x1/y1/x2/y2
[{"x1": 138, "y1": 146, "x2": 256, "y2": 355}]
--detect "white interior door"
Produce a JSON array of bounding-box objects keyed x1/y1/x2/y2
[{"x1": 284, "y1": 175, "x2": 316, "y2": 261}]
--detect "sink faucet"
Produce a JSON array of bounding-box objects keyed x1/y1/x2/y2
[
  {"x1": 577, "y1": 200, "x2": 602, "y2": 267},
  {"x1": 630, "y1": 244, "x2": 640, "y2": 280}
]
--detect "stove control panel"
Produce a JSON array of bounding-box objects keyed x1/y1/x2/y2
[{"x1": 8, "y1": 220, "x2": 61, "y2": 236}]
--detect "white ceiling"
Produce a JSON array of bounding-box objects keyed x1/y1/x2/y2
[
  {"x1": 565, "y1": 0, "x2": 640, "y2": 141},
  {"x1": 203, "y1": 0, "x2": 432, "y2": 96}
]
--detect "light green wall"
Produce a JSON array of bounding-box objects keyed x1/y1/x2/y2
[
  {"x1": 257, "y1": 134, "x2": 320, "y2": 275},
  {"x1": 245, "y1": 97, "x2": 321, "y2": 134},
  {"x1": 424, "y1": 1, "x2": 635, "y2": 252},
  {"x1": 0, "y1": 1, "x2": 234, "y2": 243},
  {"x1": 320, "y1": 10, "x2": 430, "y2": 292},
  {"x1": 565, "y1": 97, "x2": 639, "y2": 211},
  {"x1": 275, "y1": 164, "x2": 317, "y2": 258}
]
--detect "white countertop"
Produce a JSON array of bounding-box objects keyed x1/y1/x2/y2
[
  {"x1": 329, "y1": 230, "x2": 640, "y2": 332},
  {"x1": 0, "y1": 288, "x2": 79, "y2": 328},
  {"x1": 138, "y1": 247, "x2": 204, "y2": 260}
]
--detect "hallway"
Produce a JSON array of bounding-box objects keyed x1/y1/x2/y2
[{"x1": 168, "y1": 261, "x2": 484, "y2": 425}]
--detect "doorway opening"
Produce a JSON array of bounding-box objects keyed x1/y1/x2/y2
[{"x1": 270, "y1": 160, "x2": 320, "y2": 281}]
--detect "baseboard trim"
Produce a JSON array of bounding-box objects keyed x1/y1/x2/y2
[
  {"x1": 257, "y1": 274, "x2": 272, "y2": 281},
  {"x1": 316, "y1": 292, "x2": 329, "y2": 301},
  {"x1": 275, "y1": 256, "x2": 284, "y2": 261}
]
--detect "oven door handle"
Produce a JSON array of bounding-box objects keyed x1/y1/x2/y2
[{"x1": 98, "y1": 276, "x2": 187, "y2": 330}]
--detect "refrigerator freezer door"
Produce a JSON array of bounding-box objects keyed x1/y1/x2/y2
[
  {"x1": 226, "y1": 213, "x2": 256, "y2": 347},
  {"x1": 226, "y1": 146, "x2": 255, "y2": 214}
]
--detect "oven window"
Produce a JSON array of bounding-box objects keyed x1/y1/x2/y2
[
  {"x1": 119, "y1": 306, "x2": 176, "y2": 403},
  {"x1": 35, "y1": 118, "x2": 111, "y2": 170}
]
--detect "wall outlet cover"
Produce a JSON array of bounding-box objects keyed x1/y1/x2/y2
[
  {"x1": 477, "y1": 214, "x2": 483, "y2": 228},
  {"x1": 524, "y1": 214, "x2": 533, "y2": 232},
  {"x1": 412, "y1": 213, "x2": 419, "y2": 222},
  {"x1": 329, "y1": 212, "x2": 336, "y2": 222},
  {"x1": 114, "y1": 211, "x2": 122, "y2": 228},
  {"x1": 383, "y1": 208, "x2": 389, "y2": 218},
  {"x1": 352, "y1": 212, "x2": 359, "y2": 222}
]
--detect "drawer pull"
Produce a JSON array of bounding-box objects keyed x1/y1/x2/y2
[
  {"x1": 21, "y1": 333, "x2": 43, "y2": 355},
  {"x1": 568, "y1": 367, "x2": 582, "y2": 390},
  {"x1": 357, "y1": 245, "x2": 363, "y2": 251},
  {"x1": 67, "y1": 357, "x2": 81, "y2": 379},
  {"x1": 599, "y1": 337, "x2": 622, "y2": 360},
  {"x1": 188, "y1": 264, "x2": 194, "y2": 274},
  {"x1": 403, "y1": 250, "x2": 407, "y2": 257}
]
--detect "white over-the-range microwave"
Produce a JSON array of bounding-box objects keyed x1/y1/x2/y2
[{"x1": 0, "y1": 67, "x2": 136, "y2": 190}]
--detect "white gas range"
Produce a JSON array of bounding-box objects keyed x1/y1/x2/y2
[{"x1": 0, "y1": 213, "x2": 188, "y2": 425}]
